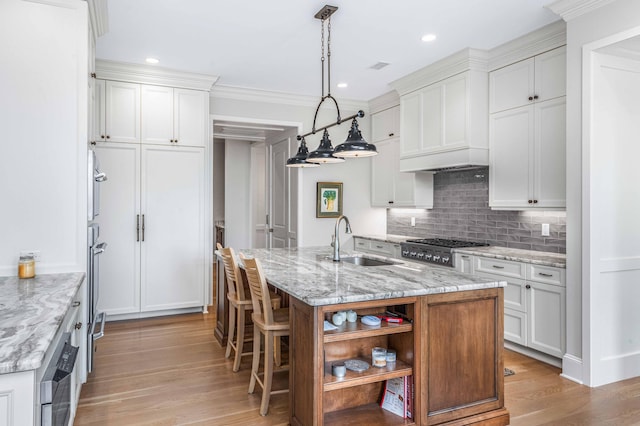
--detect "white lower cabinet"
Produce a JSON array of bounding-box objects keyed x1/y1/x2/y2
[
  {"x1": 96, "y1": 142, "x2": 206, "y2": 317},
  {"x1": 353, "y1": 237, "x2": 401, "y2": 259},
  {"x1": 455, "y1": 253, "x2": 566, "y2": 360}
]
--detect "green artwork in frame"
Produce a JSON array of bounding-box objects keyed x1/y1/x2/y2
[{"x1": 316, "y1": 182, "x2": 343, "y2": 218}]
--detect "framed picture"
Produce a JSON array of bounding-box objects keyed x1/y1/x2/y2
[{"x1": 316, "y1": 182, "x2": 343, "y2": 218}]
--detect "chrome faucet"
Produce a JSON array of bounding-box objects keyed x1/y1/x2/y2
[{"x1": 333, "y1": 215, "x2": 352, "y2": 261}]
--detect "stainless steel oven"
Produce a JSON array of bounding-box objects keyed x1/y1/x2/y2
[
  {"x1": 40, "y1": 332, "x2": 78, "y2": 426},
  {"x1": 88, "y1": 223, "x2": 107, "y2": 373}
]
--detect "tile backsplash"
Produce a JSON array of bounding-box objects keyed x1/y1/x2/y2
[{"x1": 387, "y1": 167, "x2": 566, "y2": 253}]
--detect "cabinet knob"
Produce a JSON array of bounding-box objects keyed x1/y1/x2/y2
[
  {"x1": 533, "y1": 199, "x2": 538, "y2": 204},
  {"x1": 90, "y1": 141, "x2": 96, "y2": 146},
  {"x1": 101, "y1": 135, "x2": 105, "y2": 139},
  {"x1": 528, "y1": 96, "x2": 534, "y2": 101},
  {"x1": 528, "y1": 200, "x2": 533, "y2": 204},
  {"x1": 534, "y1": 95, "x2": 539, "y2": 100},
  {"x1": 525, "y1": 284, "x2": 531, "y2": 289},
  {"x1": 106, "y1": 135, "x2": 110, "y2": 139},
  {"x1": 75, "y1": 322, "x2": 83, "y2": 329}
]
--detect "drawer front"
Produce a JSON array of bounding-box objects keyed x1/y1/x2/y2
[
  {"x1": 353, "y1": 237, "x2": 370, "y2": 251},
  {"x1": 475, "y1": 257, "x2": 526, "y2": 279},
  {"x1": 368, "y1": 241, "x2": 397, "y2": 257},
  {"x1": 528, "y1": 264, "x2": 565, "y2": 287}
]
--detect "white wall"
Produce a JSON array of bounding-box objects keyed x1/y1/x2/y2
[
  {"x1": 210, "y1": 90, "x2": 387, "y2": 248},
  {"x1": 224, "y1": 140, "x2": 252, "y2": 250},
  {"x1": 560, "y1": 0, "x2": 640, "y2": 386},
  {"x1": 0, "y1": 0, "x2": 88, "y2": 275}
]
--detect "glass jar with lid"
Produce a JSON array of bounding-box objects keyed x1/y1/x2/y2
[{"x1": 18, "y1": 254, "x2": 35, "y2": 279}]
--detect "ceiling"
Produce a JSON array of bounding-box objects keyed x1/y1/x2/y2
[{"x1": 96, "y1": 0, "x2": 561, "y2": 102}]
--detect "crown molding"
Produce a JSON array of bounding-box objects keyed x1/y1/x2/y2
[
  {"x1": 488, "y1": 20, "x2": 567, "y2": 71},
  {"x1": 368, "y1": 91, "x2": 400, "y2": 115},
  {"x1": 210, "y1": 85, "x2": 368, "y2": 114},
  {"x1": 546, "y1": 0, "x2": 617, "y2": 22},
  {"x1": 87, "y1": 0, "x2": 108, "y2": 40},
  {"x1": 95, "y1": 60, "x2": 219, "y2": 91},
  {"x1": 390, "y1": 48, "x2": 488, "y2": 96}
]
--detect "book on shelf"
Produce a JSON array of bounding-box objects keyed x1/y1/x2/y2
[{"x1": 380, "y1": 375, "x2": 413, "y2": 419}]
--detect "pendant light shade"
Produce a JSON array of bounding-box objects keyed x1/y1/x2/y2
[
  {"x1": 286, "y1": 137, "x2": 319, "y2": 168},
  {"x1": 306, "y1": 130, "x2": 345, "y2": 164},
  {"x1": 334, "y1": 118, "x2": 378, "y2": 158}
]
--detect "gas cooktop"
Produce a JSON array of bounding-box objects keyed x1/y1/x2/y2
[{"x1": 400, "y1": 238, "x2": 489, "y2": 267}]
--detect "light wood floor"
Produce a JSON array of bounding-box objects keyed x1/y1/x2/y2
[{"x1": 75, "y1": 312, "x2": 640, "y2": 425}]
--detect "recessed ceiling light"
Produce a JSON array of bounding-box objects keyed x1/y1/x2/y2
[
  {"x1": 145, "y1": 57, "x2": 159, "y2": 64},
  {"x1": 421, "y1": 34, "x2": 437, "y2": 42},
  {"x1": 337, "y1": 82, "x2": 348, "y2": 88}
]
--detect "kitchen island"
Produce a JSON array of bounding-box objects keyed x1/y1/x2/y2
[{"x1": 238, "y1": 246, "x2": 510, "y2": 426}]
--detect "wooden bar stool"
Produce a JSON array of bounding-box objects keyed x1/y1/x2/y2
[
  {"x1": 240, "y1": 254, "x2": 290, "y2": 416},
  {"x1": 217, "y1": 243, "x2": 280, "y2": 372}
]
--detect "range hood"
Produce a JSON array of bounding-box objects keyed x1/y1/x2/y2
[{"x1": 399, "y1": 147, "x2": 489, "y2": 173}]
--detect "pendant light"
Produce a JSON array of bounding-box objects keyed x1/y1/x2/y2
[{"x1": 286, "y1": 5, "x2": 376, "y2": 168}]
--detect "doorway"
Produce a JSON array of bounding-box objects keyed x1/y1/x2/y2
[{"x1": 211, "y1": 117, "x2": 300, "y2": 251}]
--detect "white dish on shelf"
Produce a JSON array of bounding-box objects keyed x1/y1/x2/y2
[{"x1": 361, "y1": 315, "x2": 381, "y2": 326}]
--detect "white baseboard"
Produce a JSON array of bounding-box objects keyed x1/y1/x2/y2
[
  {"x1": 504, "y1": 341, "x2": 562, "y2": 368},
  {"x1": 560, "y1": 353, "x2": 584, "y2": 384},
  {"x1": 106, "y1": 307, "x2": 202, "y2": 322}
]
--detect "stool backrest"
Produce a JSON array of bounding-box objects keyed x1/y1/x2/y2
[
  {"x1": 240, "y1": 255, "x2": 274, "y2": 325},
  {"x1": 217, "y1": 243, "x2": 247, "y2": 301}
]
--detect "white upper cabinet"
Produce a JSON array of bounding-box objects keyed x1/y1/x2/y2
[
  {"x1": 141, "y1": 85, "x2": 208, "y2": 147},
  {"x1": 370, "y1": 105, "x2": 434, "y2": 208},
  {"x1": 391, "y1": 49, "x2": 489, "y2": 172},
  {"x1": 93, "y1": 79, "x2": 141, "y2": 143},
  {"x1": 490, "y1": 46, "x2": 566, "y2": 113},
  {"x1": 489, "y1": 46, "x2": 566, "y2": 209},
  {"x1": 371, "y1": 105, "x2": 400, "y2": 142}
]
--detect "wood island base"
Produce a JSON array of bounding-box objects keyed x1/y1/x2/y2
[{"x1": 289, "y1": 288, "x2": 509, "y2": 426}]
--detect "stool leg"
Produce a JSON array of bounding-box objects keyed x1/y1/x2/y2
[
  {"x1": 225, "y1": 304, "x2": 236, "y2": 359},
  {"x1": 260, "y1": 330, "x2": 274, "y2": 416},
  {"x1": 233, "y1": 307, "x2": 246, "y2": 372},
  {"x1": 248, "y1": 324, "x2": 260, "y2": 394},
  {"x1": 274, "y1": 336, "x2": 281, "y2": 366}
]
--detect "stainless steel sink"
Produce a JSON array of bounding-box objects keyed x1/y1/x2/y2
[{"x1": 339, "y1": 256, "x2": 398, "y2": 266}]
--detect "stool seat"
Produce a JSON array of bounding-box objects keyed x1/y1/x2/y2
[
  {"x1": 217, "y1": 243, "x2": 281, "y2": 373},
  {"x1": 241, "y1": 254, "x2": 290, "y2": 416}
]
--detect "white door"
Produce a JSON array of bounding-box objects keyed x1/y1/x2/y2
[
  {"x1": 268, "y1": 137, "x2": 289, "y2": 248},
  {"x1": 141, "y1": 84, "x2": 173, "y2": 145},
  {"x1": 174, "y1": 88, "x2": 207, "y2": 147},
  {"x1": 527, "y1": 282, "x2": 565, "y2": 358},
  {"x1": 105, "y1": 80, "x2": 140, "y2": 143},
  {"x1": 140, "y1": 145, "x2": 206, "y2": 311},
  {"x1": 94, "y1": 143, "x2": 141, "y2": 315},
  {"x1": 371, "y1": 139, "x2": 394, "y2": 206}
]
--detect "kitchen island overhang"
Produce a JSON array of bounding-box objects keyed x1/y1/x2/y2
[{"x1": 237, "y1": 247, "x2": 509, "y2": 426}]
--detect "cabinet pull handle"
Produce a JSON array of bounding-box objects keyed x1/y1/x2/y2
[
  {"x1": 142, "y1": 214, "x2": 145, "y2": 242},
  {"x1": 75, "y1": 322, "x2": 83, "y2": 330},
  {"x1": 136, "y1": 214, "x2": 140, "y2": 242},
  {"x1": 388, "y1": 201, "x2": 394, "y2": 204},
  {"x1": 526, "y1": 284, "x2": 531, "y2": 289},
  {"x1": 461, "y1": 255, "x2": 469, "y2": 258},
  {"x1": 73, "y1": 301, "x2": 81, "y2": 307},
  {"x1": 538, "y1": 272, "x2": 553, "y2": 277},
  {"x1": 388, "y1": 133, "x2": 394, "y2": 137},
  {"x1": 492, "y1": 265, "x2": 505, "y2": 269},
  {"x1": 534, "y1": 95, "x2": 539, "y2": 100},
  {"x1": 375, "y1": 245, "x2": 384, "y2": 249}
]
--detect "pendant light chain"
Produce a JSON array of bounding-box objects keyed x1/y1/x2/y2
[{"x1": 286, "y1": 5, "x2": 376, "y2": 168}]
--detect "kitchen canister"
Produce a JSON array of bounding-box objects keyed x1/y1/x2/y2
[
  {"x1": 332, "y1": 362, "x2": 346, "y2": 378},
  {"x1": 18, "y1": 254, "x2": 35, "y2": 279},
  {"x1": 372, "y1": 347, "x2": 387, "y2": 367}
]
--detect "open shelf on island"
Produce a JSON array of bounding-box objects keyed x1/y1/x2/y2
[
  {"x1": 324, "y1": 358, "x2": 412, "y2": 392},
  {"x1": 324, "y1": 402, "x2": 415, "y2": 426},
  {"x1": 324, "y1": 320, "x2": 413, "y2": 343}
]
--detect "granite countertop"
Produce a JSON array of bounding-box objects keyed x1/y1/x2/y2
[
  {"x1": 237, "y1": 246, "x2": 505, "y2": 306},
  {"x1": 0, "y1": 273, "x2": 85, "y2": 374},
  {"x1": 453, "y1": 246, "x2": 566, "y2": 268},
  {"x1": 354, "y1": 234, "x2": 418, "y2": 244}
]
